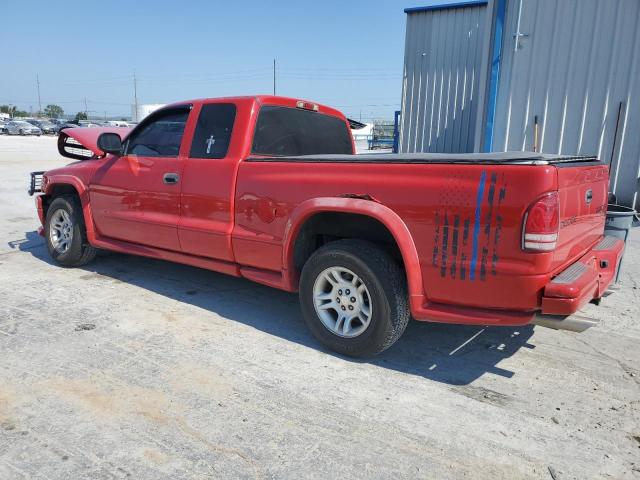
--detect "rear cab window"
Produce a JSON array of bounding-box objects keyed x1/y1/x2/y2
[
  {"x1": 252, "y1": 105, "x2": 353, "y2": 156},
  {"x1": 189, "y1": 103, "x2": 237, "y2": 159}
]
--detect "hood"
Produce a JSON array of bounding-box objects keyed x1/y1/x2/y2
[{"x1": 57, "y1": 126, "x2": 132, "y2": 160}]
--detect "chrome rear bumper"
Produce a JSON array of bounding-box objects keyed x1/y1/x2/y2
[{"x1": 531, "y1": 314, "x2": 598, "y2": 333}]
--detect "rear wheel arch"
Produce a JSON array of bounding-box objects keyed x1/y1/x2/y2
[
  {"x1": 283, "y1": 198, "x2": 424, "y2": 300},
  {"x1": 299, "y1": 239, "x2": 410, "y2": 356}
]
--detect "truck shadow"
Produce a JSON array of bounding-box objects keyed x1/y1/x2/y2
[{"x1": 15, "y1": 230, "x2": 535, "y2": 386}]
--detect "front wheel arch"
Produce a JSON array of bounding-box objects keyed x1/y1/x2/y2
[
  {"x1": 43, "y1": 179, "x2": 96, "y2": 243},
  {"x1": 44, "y1": 195, "x2": 97, "y2": 267}
]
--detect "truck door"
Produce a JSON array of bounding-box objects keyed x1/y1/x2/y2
[
  {"x1": 89, "y1": 105, "x2": 191, "y2": 251},
  {"x1": 178, "y1": 102, "x2": 238, "y2": 261}
]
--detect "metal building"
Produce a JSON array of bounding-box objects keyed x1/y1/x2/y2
[
  {"x1": 131, "y1": 103, "x2": 166, "y2": 122},
  {"x1": 399, "y1": 0, "x2": 640, "y2": 208}
]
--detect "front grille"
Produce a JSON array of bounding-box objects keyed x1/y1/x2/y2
[
  {"x1": 28, "y1": 171, "x2": 45, "y2": 196},
  {"x1": 58, "y1": 131, "x2": 95, "y2": 160}
]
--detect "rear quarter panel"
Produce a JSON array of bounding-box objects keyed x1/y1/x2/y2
[{"x1": 233, "y1": 161, "x2": 561, "y2": 311}]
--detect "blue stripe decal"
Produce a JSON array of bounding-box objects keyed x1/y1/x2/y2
[
  {"x1": 470, "y1": 170, "x2": 487, "y2": 280},
  {"x1": 483, "y1": 0, "x2": 507, "y2": 152}
]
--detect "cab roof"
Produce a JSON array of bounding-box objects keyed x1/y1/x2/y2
[{"x1": 164, "y1": 95, "x2": 346, "y2": 120}]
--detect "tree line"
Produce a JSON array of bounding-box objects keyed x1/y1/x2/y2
[{"x1": 1, "y1": 104, "x2": 88, "y2": 122}]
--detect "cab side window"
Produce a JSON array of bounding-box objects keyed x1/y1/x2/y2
[
  {"x1": 189, "y1": 103, "x2": 236, "y2": 159},
  {"x1": 126, "y1": 107, "x2": 190, "y2": 157}
]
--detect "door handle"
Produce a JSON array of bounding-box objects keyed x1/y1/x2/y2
[{"x1": 163, "y1": 173, "x2": 179, "y2": 184}]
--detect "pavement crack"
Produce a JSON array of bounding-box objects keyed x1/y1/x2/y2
[{"x1": 574, "y1": 336, "x2": 640, "y2": 388}]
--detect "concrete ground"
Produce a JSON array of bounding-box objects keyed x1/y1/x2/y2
[{"x1": 0, "y1": 135, "x2": 638, "y2": 480}]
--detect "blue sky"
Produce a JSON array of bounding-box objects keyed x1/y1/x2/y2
[{"x1": 0, "y1": 0, "x2": 434, "y2": 121}]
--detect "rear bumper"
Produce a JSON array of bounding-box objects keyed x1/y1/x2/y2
[
  {"x1": 411, "y1": 235, "x2": 624, "y2": 329},
  {"x1": 540, "y1": 235, "x2": 624, "y2": 316}
]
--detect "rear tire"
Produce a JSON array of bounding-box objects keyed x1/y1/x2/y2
[
  {"x1": 299, "y1": 240, "x2": 410, "y2": 357},
  {"x1": 45, "y1": 196, "x2": 97, "y2": 267}
]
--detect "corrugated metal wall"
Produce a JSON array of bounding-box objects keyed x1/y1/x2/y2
[
  {"x1": 493, "y1": 0, "x2": 640, "y2": 207},
  {"x1": 399, "y1": 4, "x2": 487, "y2": 153}
]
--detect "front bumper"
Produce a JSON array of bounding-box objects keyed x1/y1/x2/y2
[
  {"x1": 35, "y1": 195, "x2": 45, "y2": 227},
  {"x1": 540, "y1": 236, "x2": 625, "y2": 316}
]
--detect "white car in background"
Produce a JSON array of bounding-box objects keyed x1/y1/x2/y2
[
  {"x1": 4, "y1": 120, "x2": 42, "y2": 136},
  {"x1": 105, "y1": 120, "x2": 130, "y2": 127},
  {"x1": 77, "y1": 121, "x2": 103, "y2": 128}
]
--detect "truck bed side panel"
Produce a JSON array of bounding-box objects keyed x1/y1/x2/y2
[{"x1": 233, "y1": 162, "x2": 561, "y2": 311}]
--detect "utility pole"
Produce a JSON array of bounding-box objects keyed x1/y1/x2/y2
[
  {"x1": 273, "y1": 59, "x2": 276, "y2": 96},
  {"x1": 83, "y1": 97, "x2": 88, "y2": 115},
  {"x1": 36, "y1": 74, "x2": 42, "y2": 115},
  {"x1": 133, "y1": 71, "x2": 139, "y2": 122}
]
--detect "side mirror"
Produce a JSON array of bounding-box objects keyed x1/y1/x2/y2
[{"x1": 97, "y1": 132, "x2": 123, "y2": 155}]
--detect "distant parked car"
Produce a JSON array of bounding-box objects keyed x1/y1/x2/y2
[
  {"x1": 105, "y1": 120, "x2": 130, "y2": 127},
  {"x1": 50, "y1": 119, "x2": 69, "y2": 127},
  {"x1": 5, "y1": 120, "x2": 42, "y2": 136},
  {"x1": 0, "y1": 119, "x2": 8, "y2": 134},
  {"x1": 26, "y1": 119, "x2": 58, "y2": 135},
  {"x1": 77, "y1": 121, "x2": 102, "y2": 128}
]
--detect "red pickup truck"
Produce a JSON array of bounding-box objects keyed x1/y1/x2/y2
[{"x1": 29, "y1": 95, "x2": 624, "y2": 356}]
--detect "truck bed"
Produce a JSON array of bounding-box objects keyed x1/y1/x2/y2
[{"x1": 247, "y1": 151, "x2": 600, "y2": 165}]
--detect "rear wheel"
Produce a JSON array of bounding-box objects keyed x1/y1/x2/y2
[
  {"x1": 299, "y1": 240, "x2": 410, "y2": 357},
  {"x1": 45, "y1": 196, "x2": 97, "y2": 267}
]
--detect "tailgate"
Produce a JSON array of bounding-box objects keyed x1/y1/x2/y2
[{"x1": 553, "y1": 162, "x2": 609, "y2": 272}]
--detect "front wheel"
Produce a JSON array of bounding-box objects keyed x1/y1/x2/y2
[
  {"x1": 45, "y1": 196, "x2": 97, "y2": 267},
  {"x1": 299, "y1": 240, "x2": 410, "y2": 357}
]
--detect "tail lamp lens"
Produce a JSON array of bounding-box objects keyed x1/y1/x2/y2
[{"x1": 523, "y1": 192, "x2": 559, "y2": 252}]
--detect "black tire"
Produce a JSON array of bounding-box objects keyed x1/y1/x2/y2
[
  {"x1": 19, "y1": 129, "x2": 24, "y2": 135},
  {"x1": 44, "y1": 195, "x2": 97, "y2": 267},
  {"x1": 299, "y1": 239, "x2": 410, "y2": 357}
]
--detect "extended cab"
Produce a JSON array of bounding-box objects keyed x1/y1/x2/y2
[{"x1": 29, "y1": 95, "x2": 624, "y2": 356}]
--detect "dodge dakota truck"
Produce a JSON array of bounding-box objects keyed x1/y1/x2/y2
[{"x1": 28, "y1": 95, "x2": 624, "y2": 357}]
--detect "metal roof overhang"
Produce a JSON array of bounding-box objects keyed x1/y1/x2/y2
[{"x1": 404, "y1": 1, "x2": 487, "y2": 14}]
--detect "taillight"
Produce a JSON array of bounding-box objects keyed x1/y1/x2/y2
[{"x1": 522, "y1": 191, "x2": 559, "y2": 252}]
